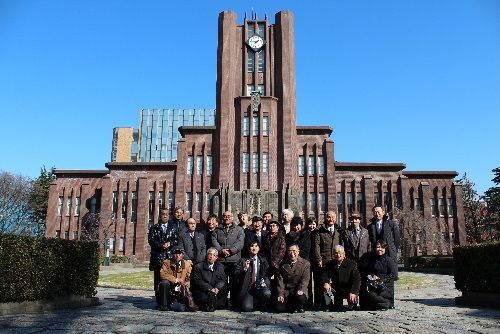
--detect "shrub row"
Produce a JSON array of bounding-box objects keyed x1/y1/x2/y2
[
  {"x1": 408, "y1": 255, "x2": 454, "y2": 269},
  {"x1": 111, "y1": 254, "x2": 129, "y2": 263},
  {"x1": 0, "y1": 233, "x2": 100, "y2": 303},
  {"x1": 454, "y1": 241, "x2": 500, "y2": 293}
]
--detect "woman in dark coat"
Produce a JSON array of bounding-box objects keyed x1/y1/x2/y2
[
  {"x1": 234, "y1": 241, "x2": 272, "y2": 311},
  {"x1": 361, "y1": 239, "x2": 398, "y2": 310}
]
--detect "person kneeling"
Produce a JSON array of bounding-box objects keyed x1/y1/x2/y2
[
  {"x1": 158, "y1": 246, "x2": 197, "y2": 312},
  {"x1": 191, "y1": 247, "x2": 228, "y2": 311},
  {"x1": 276, "y1": 245, "x2": 310, "y2": 313},
  {"x1": 234, "y1": 241, "x2": 272, "y2": 311},
  {"x1": 322, "y1": 245, "x2": 360, "y2": 311}
]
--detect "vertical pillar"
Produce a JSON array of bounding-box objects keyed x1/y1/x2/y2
[
  {"x1": 136, "y1": 177, "x2": 149, "y2": 261},
  {"x1": 363, "y1": 175, "x2": 374, "y2": 226},
  {"x1": 452, "y1": 183, "x2": 467, "y2": 245},
  {"x1": 46, "y1": 182, "x2": 60, "y2": 238}
]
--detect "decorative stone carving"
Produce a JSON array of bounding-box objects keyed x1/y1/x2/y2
[{"x1": 251, "y1": 91, "x2": 261, "y2": 113}]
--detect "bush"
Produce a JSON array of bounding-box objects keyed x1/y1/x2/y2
[
  {"x1": 111, "y1": 255, "x2": 129, "y2": 263},
  {"x1": 408, "y1": 255, "x2": 454, "y2": 269},
  {"x1": 0, "y1": 233, "x2": 100, "y2": 303},
  {"x1": 454, "y1": 241, "x2": 500, "y2": 293}
]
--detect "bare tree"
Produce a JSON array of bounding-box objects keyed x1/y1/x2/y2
[
  {"x1": 0, "y1": 171, "x2": 36, "y2": 235},
  {"x1": 393, "y1": 207, "x2": 448, "y2": 264},
  {"x1": 80, "y1": 212, "x2": 115, "y2": 248}
]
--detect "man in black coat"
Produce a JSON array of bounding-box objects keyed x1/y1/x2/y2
[
  {"x1": 205, "y1": 214, "x2": 219, "y2": 249},
  {"x1": 169, "y1": 206, "x2": 188, "y2": 235},
  {"x1": 234, "y1": 241, "x2": 272, "y2": 311},
  {"x1": 368, "y1": 206, "x2": 401, "y2": 261},
  {"x1": 243, "y1": 215, "x2": 269, "y2": 257},
  {"x1": 179, "y1": 218, "x2": 206, "y2": 265},
  {"x1": 148, "y1": 208, "x2": 180, "y2": 305},
  {"x1": 191, "y1": 247, "x2": 228, "y2": 311},
  {"x1": 322, "y1": 245, "x2": 361, "y2": 311}
]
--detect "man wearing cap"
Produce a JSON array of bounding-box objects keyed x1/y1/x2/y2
[
  {"x1": 243, "y1": 215, "x2": 269, "y2": 257},
  {"x1": 344, "y1": 211, "x2": 371, "y2": 263},
  {"x1": 179, "y1": 218, "x2": 206, "y2": 265},
  {"x1": 158, "y1": 246, "x2": 195, "y2": 311}
]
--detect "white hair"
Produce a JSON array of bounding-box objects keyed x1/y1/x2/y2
[
  {"x1": 282, "y1": 208, "x2": 294, "y2": 216},
  {"x1": 335, "y1": 245, "x2": 345, "y2": 252}
]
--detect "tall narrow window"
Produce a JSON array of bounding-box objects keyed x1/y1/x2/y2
[
  {"x1": 197, "y1": 156, "x2": 203, "y2": 175},
  {"x1": 258, "y1": 23, "x2": 265, "y2": 37},
  {"x1": 431, "y1": 198, "x2": 438, "y2": 217},
  {"x1": 258, "y1": 84, "x2": 265, "y2": 95},
  {"x1": 64, "y1": 231, "x2": 69, "y2": 240},
  {"x1": 298, "y1": 156, "x2": 305, "y2": 176},
  {"x1": 206, "y1": 155, "x2": 213, "y2": 176},
  {"x1": 119, "y1": 236, "x2": 125, "y2": 251},
  {"x1": 243, "y1": 117, "x2": 250, "y2": 136},
  {"x1": 149, "y1": 191, "x2": 155, "y2": 224},
  {"x1": 159, "y1": 191, "x2": 165, "y2": 211},
  {"x1": 357, "y1": 192, "x2": 363, "y2": 212},
  {"x1": 169, "y1": 192, "x2": 174, "y2": 210},
  {"x1": 75, "y1": 197, "x2": 81, "y2": 216},
  {"x1": 252, "y1": 116, "x2": 259, "y2": 136},
  {"x1": 73, "y1": 231, "x2": 78, "y2": 240},
  {"x1": 112, "y1": 191, "x2": 118, "y2": 219},
  {"x1": 206, "y1": 192, "x2": 212, "y2": 212},
  {"x1": 262, "y1": 153, "x2": 269, "y2": 173},
  {"x1": 131, "y1": 191, "x2": 138, "y2": 223},
  {"x1": 258, "y1": 50, "x2": 265, "y2": 72},
  {"x1": 246, "y1": 85, "x2": 255, "y2": 96},
  {"x1": 309, "y1": 193, "x2": 317, "y2": 212},
  {"x1": 58, "y1": 196, "x2": 63, "y2": 216},
  {"x1": 319, "y1": 192, "x2": 326, "y2": 213},
  {"x1": 337, "y1": 192, "x2": 345, "y2": 224},
  {"x1": 243, "y1": 153, "x2": 250, "y2": 173},
  {"x1": 301, "y1": 193, "x2": 307, "y2": 213},
  {"x1": 187, "y1": 156, "x2": 194, "y2": 175},
  {"x1": 414, "y1": 197, "x2": 422, "y2": 212},
  {"x1": 374, "y1": 192, "x2": 381, "y2": 206},
  {"x1": 196, "y1": 192, "x2": 203, "y2": 212},
  {"x1": 393, "y1": 192, "x2": 400, "y2": 209},
  {"x1": 252, "y1": 153, "x2": 259, "y2": 173},
  {"x1": 90, "y1": 197, "x2": 97, "y2": 214},
  {"x1": 186, "y1": 192, "x2": 193, "y2": 212},
  {"x1": 347, "y1": 192, "x2": 354, "y2": 215},
  {"x1": 384, "y1": 192, "x2": 392, "y2": 213},
  {"x1": 438, "y1": 198, "x2": 445, "y2": 217},
  {"x1": 262, "y1": 116, "x2": 269, "y2": 136},
  {"x1": 318, "y1": 156, "x2": 325, "y2": 176},
  {"x1": 66, "y1": 196, "x2": 72, "y2": 217},
  {"x1": 447, "y1": 198, "x2": 454, "y2": 217},
  {"x1": 121, "y1": 191, "x2": 128, "y2": 220},
  {"x1": 308, "y1": 156, "x2": 315, "y2": 175},
  {"x1": 247, "y1": 51, "x2": 255, "y2": 72}
]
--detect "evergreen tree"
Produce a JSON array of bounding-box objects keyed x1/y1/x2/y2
[{"x1": 28, "y1": 166, "x2": 56, "y2": 237}]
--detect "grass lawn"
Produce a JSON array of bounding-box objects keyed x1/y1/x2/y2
[
  {"x1": 99, "y1": 271, "x2": 153, "y2": 289},
  {"x1": 99, "y1": 271, "x2": 433, "y2": 290}
]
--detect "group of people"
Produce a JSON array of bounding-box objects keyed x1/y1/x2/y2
[{"x1": 148, "y1": 205, "x2": 401, "y2": 313}]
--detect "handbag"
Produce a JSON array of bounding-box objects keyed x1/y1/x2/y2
[{"x1": 180, "y1": 285, "x2": 199, "y2": 312}]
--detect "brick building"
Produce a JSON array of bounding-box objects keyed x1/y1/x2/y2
[{"x1": 45, "y1": 11, "x2": 466, "y2": 260}]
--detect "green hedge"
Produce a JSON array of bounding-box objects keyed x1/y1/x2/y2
[
  {"x1": 111, "y1": 254, "x2": 129, "y2": 263},
  {"x1": 0, "y1": 233, "x2": 100, "y2": 303},
  {"x1": 454, "y1": 241, "x2": 500, "y2": 293},
  {"x1": 408, "y1": 256, "x2": 454, "y2": 269}
]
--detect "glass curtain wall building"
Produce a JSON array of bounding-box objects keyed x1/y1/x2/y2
[{"x1": 138, "y1": 108, "x2": 215, "y2": 162}]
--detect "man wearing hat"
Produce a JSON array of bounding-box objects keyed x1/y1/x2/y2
[
  {"x1": 158, "y1": 246, "x2": 196, "y2": 311},
  {"x1": 243, "y1": 215, "x2": 269, "y2": 257},
  {"x1": 344, "y1": 211, "x2": 371, "y2": 263}
]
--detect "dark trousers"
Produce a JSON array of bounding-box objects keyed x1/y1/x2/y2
[
  {"x1": 192, "y1": 288, "x2": 227, "y2": 311},
  {"x1": 275, "y1": 294, "x2": 308, "y2": 312},
  {"x1": 158, "y1": 280, "x2": 173, "y2": 310},
  {"x1": 240, "y1": 287, "x2": 271, "y2": 312},
  {"x1": 221, "y1": 262, "x2": 237, "y2": 306},
  {"x1": 153, "y1": 269, "x2": 161, "y2": 304},
  {"x1": 313, "y1": 266, "x2": 326, "y2": 307}
]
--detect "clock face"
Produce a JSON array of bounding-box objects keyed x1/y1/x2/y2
[{"x1": 247, "y1": 35, "x2": 264, "y2": 51}]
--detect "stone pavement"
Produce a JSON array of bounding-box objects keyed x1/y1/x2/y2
[{"x1": 1, "y1": 272, "x2": 499, "y2": 334}]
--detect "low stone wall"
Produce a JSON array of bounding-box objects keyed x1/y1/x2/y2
[{"x1": 0, "y1": 295, "x2": 100, "y2": 316}]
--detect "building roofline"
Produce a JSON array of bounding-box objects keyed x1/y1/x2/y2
[
  {"x1": 54, "y1": 170, "x2": 109, "y2": 176},
  {"x1": 106, "y1": 162, "x2": 177, "y2": 169},
  {"x1": 335, "y1": 162, "x2": 406, "y2": 172},
  {"x1": 179, "y1": 126, "x2": 216, "y2": 137},
  {"x1": 296, "y1": 126, "x2": 333, "y2": 136},
  {"x1": 403, "y1": 171, "x2": 459, "y2": 178}
]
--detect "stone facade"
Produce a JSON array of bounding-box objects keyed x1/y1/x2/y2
[{"x1": 45, "y1": 11, "x2": 466, "y2": 260}]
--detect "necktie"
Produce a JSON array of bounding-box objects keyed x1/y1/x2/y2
[
  {"x1": 252, "y1": 257, "x2": 257, "y2": 284},
  {"x1": 377, "y1": 222, "x2": 382, "y2": 234},
  {"x1": 209, "y1": 264, "x2": 213, "y2": 271},
  {"x1": 162, "y1": 224, "x2": 167, "y2": 233},
  {"x1": 356, "y1": 228, "x2": 360, "y2": 237}
]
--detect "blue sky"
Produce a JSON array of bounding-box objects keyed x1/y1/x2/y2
[{"x1": 0, "y1": 0, "x2": 498, "y2": 195}]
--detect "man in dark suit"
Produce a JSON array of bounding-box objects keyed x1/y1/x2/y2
[
  {"x1": 205, "y1": 214, "x2": 219, "y2": 249},
  {"x1": 243, "y1": 215, "x2": 269, "y2": 257},
  {"x1": 191, "y1": 247, "x2": 228, "y2": 311},
  {"x1": 179, "y1": 218, "x2": 206, "y2": 265},
  {"x1": 368, "y1": 206, "x2": 401, "y2": 261},
  {"x1": 234, "y1": 241, "x2": 272, "y2": 311},
  {"x1": 276, "y1": 244, "x2": 311, "y2": 313},
  {"x1": 148, "y1": 208, "x2": 180, "y2": 306},
  {"x1": 322, "y1": 245, "x2": 361, "y2": 311},
  {"x1": 344, "y1": 211, "x2": 371, "y2": 263},
  {"x1": 169, "y1": 206, "x2": 188, "y2": 235}
]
